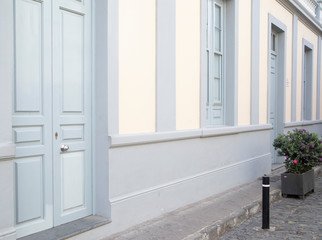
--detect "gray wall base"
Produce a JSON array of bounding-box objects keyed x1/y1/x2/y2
[
  {"x1": 0, "y1": 228, "x2": 16, "y2": 240},
  {"x1": 68, "y1": 129, "x2": 271, "y2": 239},
  {"x1": 284, "y1": 122, "x2": 322, "y2": 138}
]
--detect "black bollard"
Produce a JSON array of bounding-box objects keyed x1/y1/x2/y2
[{"x1": 262, "y1": 175, "x2": 270, "y2": 229}]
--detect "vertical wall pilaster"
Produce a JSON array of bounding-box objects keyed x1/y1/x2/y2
[
  {"x1": 200, "y1": 0, "x2": 208, "y2": 128},
  {"x1": 226, "y1": 0, "x2": 239, "y2": 126},
  {"x1": 107, "y1": 0, "x2": 119, "y2": 135},
  {"x1": 251, "y1": 0, "x2": 260, "y2": 125},
  {"x1": 291, "y1": 15, "x2": 298, "y2": 122},
  {"x1": 317, "y1": 36, "x2": 321, "y2": 120},
  {"x1": 94, "y1": 0, "x2": 117, "y2": 218},
  {"x1": 156, "y1": 0, "x2": 176, "y2": 131}
]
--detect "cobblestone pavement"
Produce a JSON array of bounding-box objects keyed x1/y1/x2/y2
[{"x1": 220, "y1": 176, "x2": 322, "y2": 240}]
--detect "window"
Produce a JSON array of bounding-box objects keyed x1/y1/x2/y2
[{"x1": 207, "y1": 0, "x2": 225, "y2": 126}]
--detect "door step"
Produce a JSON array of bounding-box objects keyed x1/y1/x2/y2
[{"x1": 18, "y1": 216, "x2": 110, "y2": 240}]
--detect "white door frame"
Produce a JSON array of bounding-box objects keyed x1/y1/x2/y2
[
  {"x1": 268, "y1": 15, "x2": 287, "y2": 167},
  {"x1": 302, "y1": 39, "x2": 314, "y2": 121},
  {"x1": 269, "y1": 31, "x2": 278, "y2": 164}
]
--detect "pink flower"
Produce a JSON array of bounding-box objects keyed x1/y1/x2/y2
[
  {"x1": 285, "y1": 156, "x2": 289, "y2": 159},
  {"x1": 293, "y1": 160, "x2": 298, "y2": 164}
]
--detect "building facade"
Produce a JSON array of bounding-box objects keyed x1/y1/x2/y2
[{"x1": 0, "y1": 0, "x2": 321, "y2": 239}]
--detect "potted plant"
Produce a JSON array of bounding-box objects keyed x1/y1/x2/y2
[{"x1": 273, "y1": 128, "x2": 322, "y2": 198}]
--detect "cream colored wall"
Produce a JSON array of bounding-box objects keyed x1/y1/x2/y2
[
  {"x1": 118, "y1": 0, "x2": 156, "y2": 134},
  {"x1": 259, "y1": 0, "x2": 293, "y2": 124},
  {"x1": 238, "y1": 0, "x2": 251, "y2": 126},
  {"x1": 296, "y1": 20, "x2": 318, "y2": 121},
  {"x1": 176, "y1": 0, "x2": 200, "y2": 130}
]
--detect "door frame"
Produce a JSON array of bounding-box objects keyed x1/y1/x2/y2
[
  {"x1": 268, "y1": 15, "x2": 287, "y2": 166},
  {"x1": 302, "y1": 38, "x2": 314, "y2": 121},
  {"x1": 92, "y1": 0, "x2": 113, "y2": 219}
]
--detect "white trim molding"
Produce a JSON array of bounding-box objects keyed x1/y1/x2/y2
[
  {"x1": 0, "y1": 143, "x2": 15, "y2": 161},
  {"x1": 317, "y1": 36, "x2": 321, "y2": 120},
  {"x1": 251, "y1": 0, "x2": 260, "y2": 125},
  {"x1": 109, "y1": 124, "x2": 272, "y2": 148},
  {"x1": 292, "y1": 15, "x2": 298, "y2": 122},
  {"x1": 277, "y1": 0, "x2": 322, "y2": 32},
  {"x1": 284, "y1": 120, "x2": 322, "y2": 127},
  {"x1": 0, "y1": 227, "x2": 16, "y2": 240}
]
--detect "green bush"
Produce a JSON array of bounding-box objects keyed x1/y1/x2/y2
[{"x1": 273, "y1": 128, "x2": 322, "y2": 174}]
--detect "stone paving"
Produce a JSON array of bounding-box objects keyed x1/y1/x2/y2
[{"x1": 220, "y1": 176, "x2": 322, "y2": 240}]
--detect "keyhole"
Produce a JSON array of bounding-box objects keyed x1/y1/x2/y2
[{"x1": 55, "y1": 132, "x2": 58, "y2": 140}]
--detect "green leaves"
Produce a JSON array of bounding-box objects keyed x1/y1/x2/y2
[{"x1": 273, "y1": 129, "x2": 322, "y2": 174}]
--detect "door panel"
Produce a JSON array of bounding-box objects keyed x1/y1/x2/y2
[
  {"x1": 13, "y1": 0, "x2": 53, "y2": 238},
  {"x1": 15, "y1": 157, "x2": 43, "y2": 223},
  {"x1": 61, "y1": 152, "x2": 85, "y2": 211},
  {"x1": 15, "y1": 0, "x2": 42, "y2": 112},
  {"x1": 52, "y1": 0, "x2": 92, "y2": 226},
  {"x1": 61, "y1": 10, "x2": 84, "y2": 112}
]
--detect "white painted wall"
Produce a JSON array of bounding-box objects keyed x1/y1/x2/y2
[
  {"x1": 68, "y1": 129, "x2": 271, "y2": 240},
  {"x1": 118, "y1": 0, "x2": 156, "y2": 134},
  {"x1": 296, "y1": 20, "x2": 318, "y2": 121},
  {"x1": 176, "y1": 0, "x2": 200, "y2": 130},
  {"x1": 238, "y1": 0, "x2": 251, "y2": 126},
  {"x1": 0, "y1": 161, "x2": 15, "y2": 240},
  {"x1": 0, "y1": 0, "x2": 13, "y2": 145},
  {"x1": 0, "y1": 0, "x2": 16, "y2": 239},
  {"x1": 259, "y1": 0, "x2": 293, "y2": 124}
]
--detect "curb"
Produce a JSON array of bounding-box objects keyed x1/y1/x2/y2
[
  {"x1": 183, "y1": 188, "x2": 282, "y2": 240},
  {"x1": 184, "y1": 166, "x2": 321, "y2": 240}
]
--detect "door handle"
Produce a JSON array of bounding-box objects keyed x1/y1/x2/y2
[{"x1": 60, "y1": 144, "x2": 69, "y2": 152}]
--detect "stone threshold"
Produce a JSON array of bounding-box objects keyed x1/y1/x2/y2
[{"x1": 18, "y1": 215, "x2": 110, "y2": 240}]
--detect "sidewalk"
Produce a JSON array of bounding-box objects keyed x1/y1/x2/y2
[
  {"x1": 102, "y1": 166, "x2": 321, "y2": 240},
  {"x1": 220, "y1": 175, "x2": 322, "y2": 240}
]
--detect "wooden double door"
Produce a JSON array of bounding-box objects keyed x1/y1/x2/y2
[{"x1": 13, "y1": 0, "x2": 92, "y2": 237}]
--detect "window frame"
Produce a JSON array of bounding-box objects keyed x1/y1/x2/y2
[{"x1": 206, "y1": 0, "x2": 226, "y2": 126}]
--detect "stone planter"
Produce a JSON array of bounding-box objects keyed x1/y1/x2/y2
[{"x1": 281, "y1": 169, "x2": 315, "y2": 199}]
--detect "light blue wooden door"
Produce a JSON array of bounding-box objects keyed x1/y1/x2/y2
[
  {"x1": 52, "y1": 0, "x2": 92, "y2": 226},
  {"x1": 269, "y1": 32, "x2": 281, "y2": 166},
  {"x1": 13, "y1": 0, "x2": 53, "y2": 238},
  {"x1": 13, "y1": 0, "x2": 92, "y2": 237},
  {"x1": 269, "y1": 52, "x2": 277, "y2": 164}
]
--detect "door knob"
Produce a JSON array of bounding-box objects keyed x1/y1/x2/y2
[{"x1": 60, "y1": 144, "x2": 69, "y2": 152}]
